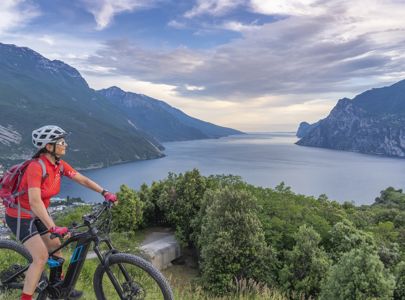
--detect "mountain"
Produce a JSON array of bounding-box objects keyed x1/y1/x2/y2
[
  {"x1": 296, "y1": 121, "x2": 320, "y2": 138},
  {"x1": 296, "y1": 80, "x2": 405, "y2": 158},
  {"x1": 0, "y1": 43, "x2": 165, "y2": 169},
  {"x1": 97, "y1": 87, "x2": 243, "y2": 142}
]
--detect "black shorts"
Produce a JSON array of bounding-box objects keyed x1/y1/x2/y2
[{"x1": 5, "y1": 215, "x2": 48, "y2": 243}]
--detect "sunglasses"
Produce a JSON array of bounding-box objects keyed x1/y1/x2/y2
[{"x1": 55, "y1": 140, "x2": 68, "y2": 146}]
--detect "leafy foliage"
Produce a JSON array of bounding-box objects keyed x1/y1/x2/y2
[
  {"x1": 394, "y1": 261, "x2": 405, "y2": 300},
  {"x1": 279, "y1": 225, "x2": 330, "y2": 299},
  {"x1": 111, "y1": 184, "x2": 143, "y2": 232},
  {"x1": 320, "y1": 246, "x2": 395, "y2": 300},
  {"x1": 198, "y1": 187, "x2": 277, "y2": 295},
  {"x1": 134, "y1": 172, "x2": 404, "y2": 297}
]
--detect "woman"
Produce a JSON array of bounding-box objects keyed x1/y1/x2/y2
[{"x1": 5, "y1": 125, "x2": 117, "y2": 300}]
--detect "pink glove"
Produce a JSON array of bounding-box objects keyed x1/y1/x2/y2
[
  {"x1": 49, "y1": 226, "x2": 69, "y2": 237},
  {"x1": 103, "y1": 191, "x2": 117, "y2": 203}
]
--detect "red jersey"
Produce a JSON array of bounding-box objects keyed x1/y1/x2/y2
[{"x1": 6, "y1": 155, "x2": 77, "y2": 219}]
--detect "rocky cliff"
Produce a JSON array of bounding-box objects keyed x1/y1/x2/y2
[{"x1": 296, "y1": 80, "x2": 405, "y2": 158}]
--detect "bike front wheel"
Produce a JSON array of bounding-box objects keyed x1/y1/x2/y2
[
  {"x1": 0, "y1": 240, "x2": 48, "y2": 300},
  {"x1": 93, "y1": 253, "x2": 174, "y2": 300}
]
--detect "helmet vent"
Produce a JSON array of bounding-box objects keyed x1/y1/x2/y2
[{"x1": 32, "y1": 125, "x2": 67, "y2": 149}]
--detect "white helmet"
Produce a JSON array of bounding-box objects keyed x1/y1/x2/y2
[{"x1": 32, "y1": 125, "x2": 67, "y2": 149}]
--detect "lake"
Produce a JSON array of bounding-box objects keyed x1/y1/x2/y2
[{"x1": 60, "y1": 133, "x2": 405, "y2": 205}]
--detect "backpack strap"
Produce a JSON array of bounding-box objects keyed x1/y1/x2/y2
[
  {"x1": 37, "y1": 158, "x2": 48, "y2": 181},
  {"x1": 16, "y1": 159, "x2": 48, "y2": 241}
]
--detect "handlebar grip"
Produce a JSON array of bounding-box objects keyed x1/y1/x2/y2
[{"x1": 49, "y1": 233, "x2": 60, "y2": 239}]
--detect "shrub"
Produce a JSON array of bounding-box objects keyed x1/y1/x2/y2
[{"x1": 198, "y1": 187, "x2": 277, "y2": 295}]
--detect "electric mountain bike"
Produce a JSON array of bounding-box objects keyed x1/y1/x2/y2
[{"x1": 0, "y1": 201, "x2": 174, "y2": 299}]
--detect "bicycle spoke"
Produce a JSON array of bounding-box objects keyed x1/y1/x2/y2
[
  {"x1": 0, "y1": 244, "x2": 48, "y2": 300},
  {"x1": 101, "y1": 262, "x2": 166, "y2": 300},
  {"x1": 0, "y1": 247, "x2": 30, "y2": 299}
]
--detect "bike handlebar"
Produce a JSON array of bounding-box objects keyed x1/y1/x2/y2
[{"x1": 49, "y1": 201, "x2": 113, "y2": 239}]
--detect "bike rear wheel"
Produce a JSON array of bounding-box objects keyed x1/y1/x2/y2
[
  {"x1": 0, "y1": 240, "x2": 48, "y2": 300},
  {"x1": 93, "y1": 253, "x2": 174, "y2": 300}
]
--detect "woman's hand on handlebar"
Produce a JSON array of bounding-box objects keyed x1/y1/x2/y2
[
  {"x1": 103, "y1": 191, "x2": 118, "y2": 204},
  {"x1": 49, "y1": 226, "x2": 70, "y2": 239}
]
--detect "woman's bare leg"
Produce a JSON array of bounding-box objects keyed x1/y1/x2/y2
[
  {"x1": 41, "y1": 232, "x2": 62, "y2": 257},
  {"x1": 22, "y1": 235, "x2": 48, "y2": 295}
]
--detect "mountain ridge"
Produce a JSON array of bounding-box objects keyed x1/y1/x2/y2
[
  {"x1": 296, "y1": 79, "x2": 405, "y2": 158},
  {"x1": 0, "y1": 43, "x2": 241, "y2": 170},
  {"x1": 97, "y1": 86, "x2": 243, "y2": 142}
]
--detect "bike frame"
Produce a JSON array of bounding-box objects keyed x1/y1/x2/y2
[
  {"x1": 3, "y1": 203, "x2": 132, "y2": 299},
  {"x1": 44, "y1": 227, "x2": 114, "y2": 298}
]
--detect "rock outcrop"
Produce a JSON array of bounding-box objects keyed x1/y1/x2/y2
[{"x1": 296, "y1": 80, "x2": 405, "y2": 158}]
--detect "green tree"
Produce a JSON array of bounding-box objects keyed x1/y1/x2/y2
[
  {"x1": 320, "y1": 246, "x2": 395, "y2": 300},
  {"x1": 326, "y1": 220, "x2": 375, "y2": 262},
  {"x1": 378, "y1": 242, "x2": 401, "y2": 270},
  {"x1": 111, "y1": 184, "x2": 143, "y2": 232},
  {"x1": 279, "y1": 224, "x2": 331, "y2": 299},
  {"x1": 198, "y1": 187, "x2": 276, "y2": 295},
  {"x1": 374, "y1": 187, "x2": 405, "y2": 209},
  {"x1": 157, "y1": 169, "x2": 207, "y2": 246},
  {"x1": 137, "y1": 182, "x2": 167, "y2": 227},
  {"x1": 394, "y1": 261, "x2": 405, "y2": 300}
]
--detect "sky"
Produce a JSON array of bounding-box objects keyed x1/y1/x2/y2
[{"x1": 1, "y1": 0, "x2": 405, "y2": 132}]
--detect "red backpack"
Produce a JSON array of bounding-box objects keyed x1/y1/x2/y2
[
  {"x1": 0, "y1": 159, "x2": 47, "y2": 209},
  {"x1": 0, "y1": 159, "x2": 50, "y2": 240}
]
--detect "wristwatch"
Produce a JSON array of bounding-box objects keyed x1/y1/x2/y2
[{"x1": 101, "y1": 189, "x2": 108, "y2": 196}]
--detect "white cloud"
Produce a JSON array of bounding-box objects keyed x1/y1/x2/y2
[
  {"x1": 220, "y1": 20, "x2": 261, "y2": 32},
  {"x1": 0, "y1": 0, "x2": 39, "y2": 34},
  {"x1": 249, "y1": 0, "x2": 323, "y2": 16},
  {"x1": 185, "y1": 84, "x2": 205, "y2": 91},
  {"x1": 81, "y1": 0, "x2": 158, "y2": 30},
  {"x1": 167, "y1": 20, "x2": 186, "y2": 29},
  {"x1": 38, "y1": 35, "x2": 54, "y2": 46},
  {"x1": 185, "y1": 0, "x2": 246, "y2": 18}
]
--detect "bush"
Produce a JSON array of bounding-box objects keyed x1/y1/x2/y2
[
  {"x1": 325, "y1": 220, "x2": 375, "y2": 262},
  {"x1": 156, "y1": 169, "x2": 207, "y2": 246},
  {"x1": 394, "y1": 261, "x2": 405, "y2": 300},
  {"x1": 111, "y1": 184, "x2": 143, "y2": 232},
  {"x1": 320, "y1": 246, "x2": 395, "y2": 300},
  {"x1": 279, "y1": 224, "x2": 330, "y2": 299},
  {"x1": 198, "y1": 187, "x2": 277, "y2": 295}
]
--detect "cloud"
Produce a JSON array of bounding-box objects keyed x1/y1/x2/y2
[
  {"x1": 220, "y1": 20, "x2": 261, "y2": 32},
  {"x1": 0, "y1": 0, "x2": 39, "y2": 34},
  {"x1": 81, "y1": 0, "x2": 158, "y2": 30},
  {"x1": 249, "y1": 0, "x2": 324, "y2": 16},
  {"x1": 167, "y1": 20, "x2": 186, "y2": 29},
  {"x1": 85, "y1": 0, "x2": 405, "y2": 106},
  {"x1": 185, "y1": 84, "x2": 205, "y2": 91},
  {"x1": 185, "y1": 0, "x2": 246, "y2": 18},
  {"x1": 38, "y1": 35, "x2": 54, "y2": 45}
]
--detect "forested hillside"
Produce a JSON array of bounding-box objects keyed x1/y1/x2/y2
[{"x1": 72, "y1": 170, "x2": 404, "y2": 299}]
